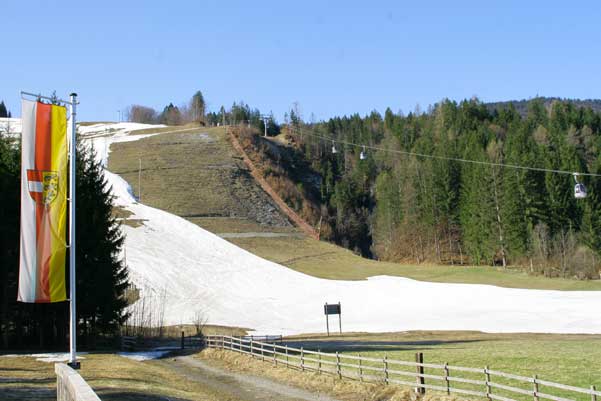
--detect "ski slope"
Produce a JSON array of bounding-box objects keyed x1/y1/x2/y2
[
  {"x1": 8, "y1": 120, "x2": 601, "y2": 335},
  {"x1": 111, "y1": 167, "x2": 601, "y2": 334}
]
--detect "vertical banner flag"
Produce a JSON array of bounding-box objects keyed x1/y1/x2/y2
[{"x1": 18, "y1": 99, "x2": 68, "y2": 303}]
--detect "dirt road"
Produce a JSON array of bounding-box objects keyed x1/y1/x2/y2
[{"x1": 162, "y1": 355, "x2": 340, "y2": 401}]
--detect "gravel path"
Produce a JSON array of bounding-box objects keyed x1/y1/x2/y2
[{"x1": 163, "y1": 355, "x2": 340, "y2": 401}]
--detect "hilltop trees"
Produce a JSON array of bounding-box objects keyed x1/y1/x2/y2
[
  {"x1": 190, "y1": 90, "x2": 206, "y2": 123},
  {"x1": 127, "y1": 105, "x2": 157, "y2": 124},
  {"x1": 159, "y1": 103, "x2": 182, "y2": 125},
  {"x1": 125, "y1": 90, "x2": 282, "y2": 135}
]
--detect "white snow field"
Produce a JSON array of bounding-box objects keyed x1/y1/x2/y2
[
  {"x1": 7, "y1": 121, "x2": 601, "y2": 335},
  {"x1": 107, "y1": 170, "x2": 601, "y2": 335}
]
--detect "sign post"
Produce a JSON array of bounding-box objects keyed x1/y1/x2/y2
[{"x1": 324, "y1": 302, "x2": 342, "y2": 336}]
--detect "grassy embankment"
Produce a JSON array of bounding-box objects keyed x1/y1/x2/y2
[
  {"x1": 0, "y1": 353, "x2": 226, "y2": 401},
  {"x1": 107, "y1": 126, "x2": 601, "y2": 291},
  {"x1": 108, "y1": 126, "x2": 297, "y2": 234}
]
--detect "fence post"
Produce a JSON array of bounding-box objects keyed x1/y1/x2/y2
[
  {"x1": 318, "y1": 349, "x2": 322, "y2": 374},
  {"x1": 415, "y1": 352, "x2": 425, "y2": 394},
  {"x1": 444, "y1": 362, "x2": 450, "y2": 395},
  {"x1": 261, "y1": 342, "x2": 264, "y2": 361},
  {"x1": 359, "y1": 355, "x2": 363, "y2": 382},
  {"x1": 533, "y1": 375, "x2": 539, "y2": 401},
  {"x1": 485, "y1": 366, "x2": 492, "y2": 401},
  {"x1": 273, "y1": 344, "x2": 277, "y2": 366},
  {"x1": 250, "y1": 337, "x2": 254, "y2": 358},
  {"x1": 301, "y1": 347, "x2": 305, "y2": 371},
  {"x1": 336, "y1": 352, "x2": 342, "y2": 379},
  {"x1": 181, "y1": 331, "x2": 184, "y2": 350},
  {"x1": 591, "y1": 385, "x2": 597, "y2": 401},
  {"x1": 222, "y1": 335, "x2": 224, "y2": 349},
  {"x1": 384, "y1": 354, "x2": 389, "y2": 385},
  {"x1": 285, "y1": 345, "x2": 289, "y2": 368}
]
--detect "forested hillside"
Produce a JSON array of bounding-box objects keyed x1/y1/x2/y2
[{"x1": 265, "y1": 98, "x2": 601, "y2": 279}]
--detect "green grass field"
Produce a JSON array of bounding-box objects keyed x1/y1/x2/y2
[
  {"x1": 229, "y1": 235, "x2": 601, "y2": 290},
  {"x1": 281, "y1": 331, "x2": 601, "y2": 401}
]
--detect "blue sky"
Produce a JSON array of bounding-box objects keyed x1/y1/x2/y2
[{"x1": 2, "y1": 0, "x2": 601, "y2": 122}]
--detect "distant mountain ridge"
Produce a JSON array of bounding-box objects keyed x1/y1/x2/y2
[{"x1": 486, "y1": 97, "x2": 601, "y2": 117}]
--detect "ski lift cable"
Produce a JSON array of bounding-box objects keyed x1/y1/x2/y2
[{"x1": 295, "y1": 128, "x2": 601, "y2": 178}]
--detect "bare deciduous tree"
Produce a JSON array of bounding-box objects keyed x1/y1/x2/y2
[
  {"x1": 193, "y1": 309, "x2": 208, "y2": 336},
  {"x1": 127, "y1": 105, "x2": 157, "y2": 124}
]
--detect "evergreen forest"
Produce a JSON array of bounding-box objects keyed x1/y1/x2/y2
[{"x1": 259, "y1": 98, "x2": 601, "y2": 279}]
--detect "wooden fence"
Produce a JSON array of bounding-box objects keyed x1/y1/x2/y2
[
  {"x1": 242, "y1": 335, "x2": 283, "y2": 343},
  {"x1": 206, "y1": 335, "x2": 600, "y2": 401},
  {"x1": 182, "y1": 334, "x2": 205, "y2": 349},
  {"x1": 55, "y1": 363, "x2": 101, "y2": 401},
  {"x1": 120, "y1": 335, "x2": 137, "y2": 351}
]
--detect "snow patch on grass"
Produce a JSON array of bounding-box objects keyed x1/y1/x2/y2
[
  {"x1": 0, "y1": 352, "x2": 88, "y2": 362},
  {"x1": 118, "y1": 351, "x2": 170, "y2": 361}
]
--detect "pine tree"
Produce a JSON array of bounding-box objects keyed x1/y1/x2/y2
[
  {"x1": 0, "y1": 134, "x2": 20, "y2": 347},
  {"x1": 459, "y1": 130, "x2": 497, "y2": 264},
  {"x1": 372, "y1": 170, "x2": 402, "y2": 259},
  {"x1": 580, "y1": 130, "x2": 601, "y2": 259},
  {"x1": 0, "y1": 101, "x2": 7, "y2": 118},
  {"x1": 190, "y1": 91, "x2": 206, "y2": 123},
  {"x1": 74, "y1": 145, "x2": 129, "y2": 345}
]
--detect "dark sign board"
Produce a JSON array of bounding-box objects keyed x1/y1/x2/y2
[{"x1": 324, "y1": 303, "x2": 341, "y2": 315}]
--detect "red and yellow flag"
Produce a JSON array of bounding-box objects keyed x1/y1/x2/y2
[{"x1": 18, "y1": 99, "x2": 68, "y2": 303}]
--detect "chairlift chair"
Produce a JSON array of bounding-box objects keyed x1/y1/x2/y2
[
  {"x1": 360, "y1": 146, "x2": 367, "y2": 160},
  {"x1": 331, "y1": 140, "x2": 337, "y2": 154},
  {"x1": 575, "y1": 183, "x2": 587, "y2": 199},
  {"x1": 573, "y1": 173, "x2": 587, "y2": 199}
]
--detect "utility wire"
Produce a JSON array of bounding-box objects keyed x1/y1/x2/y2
[{"x1": 290, "y1": 127, "x2": 601, "y2": 178}]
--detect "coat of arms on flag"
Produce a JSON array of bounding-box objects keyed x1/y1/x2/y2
[{"x1": 27, "y1": 170, "x2": 59, "y2": 205}]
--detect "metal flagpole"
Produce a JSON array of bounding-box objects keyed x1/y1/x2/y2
[{"x1": 68, "y1": 93, "x2": 80, "y2": 369}]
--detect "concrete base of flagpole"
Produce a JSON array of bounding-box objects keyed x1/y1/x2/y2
[{"x1": 68, "y1": 361, "x2": 81, "y2": 370}]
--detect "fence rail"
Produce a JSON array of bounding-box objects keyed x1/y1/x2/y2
[{"x1": 206, "y1": 335, "x2": 600, "y2": 401}]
